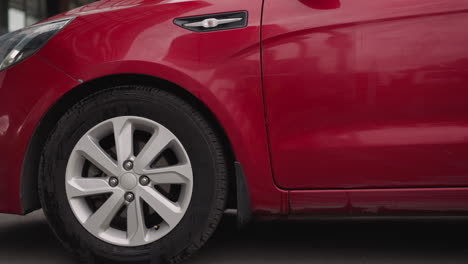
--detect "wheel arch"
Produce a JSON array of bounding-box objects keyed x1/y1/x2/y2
[{"x1": 21, "y1": 73, "x2": 238, "y2": 214}]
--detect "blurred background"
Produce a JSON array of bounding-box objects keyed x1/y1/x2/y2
[{"x1": 0, "y1": 0, "x2": 97, "y2": 34}]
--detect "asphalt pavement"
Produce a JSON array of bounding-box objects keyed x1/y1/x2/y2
[{"x1": 0, "y1": 210, "x2": 467, "y2": 263}]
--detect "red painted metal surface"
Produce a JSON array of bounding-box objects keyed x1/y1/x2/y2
[
  {"x1": 262, "y1": 0, "x2": 468, "y2": 189},
  {"x1": 290, "y1": 188, "x2": 468, "y2": 216},
  {"x1": 0, "y1": 56, "x2": 79, "y2": 214},
  {"x1": 0, "y1": 0, "x2": 287, "y2": 215},
  {"x1": 0, "y1": 0, "x2": 468, "y2": 217}
]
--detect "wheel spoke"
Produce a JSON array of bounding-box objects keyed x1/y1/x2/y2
[
  {"x1": 84, "y1": 190, "x2": 125, "y2": 234},
  {"x1": 145, "y1": 164, "x2": 192, "y2": 184},
  {"x1": 112, "y1": 117, "x2": 134, "y2": 164},
  {"x1": 75, "y1": 135, "x2": 120, "y2": 176},
  {"x1": 134, "y1": 127, "x2": 175, "y2": 172},
  {"x1": 127, "y1": 198, "x2": 147, "y2": 244},
  {"x1": 67, "y1": 178, "x2": 113, "y2": 198},
  {"x1": 138, "y1": 186, "x2": 182, "y2": 228}
]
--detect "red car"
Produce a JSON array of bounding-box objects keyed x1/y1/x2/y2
[{"x1": 1, "y1": 0, "x2": 468, "y2": 262}]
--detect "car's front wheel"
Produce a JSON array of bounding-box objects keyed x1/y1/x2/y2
[{"x1": 39, "y1": 86, "x2": 228, "y2": 263}]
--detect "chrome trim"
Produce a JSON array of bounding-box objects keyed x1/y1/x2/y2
[{"x1": 183, "y1": 17, "x2": 243, "y2": 28}]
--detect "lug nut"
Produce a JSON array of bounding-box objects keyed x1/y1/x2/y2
[
  {"x1": 125, "y1": 192, "x2": 135, "y2": 202},
  {"x1": 123, "y1": 160, "x2": 133, "y2": 171},
  {"x1": 139, "y1": 176, "x2": 150, "y2": 186},
  {"x1": 109, "y1": 177, "x2": 119, "y2": 187}
]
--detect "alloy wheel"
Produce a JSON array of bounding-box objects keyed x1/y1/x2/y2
[{"x1": 65, "y1": 116, "x2": 193, "y2": 247}]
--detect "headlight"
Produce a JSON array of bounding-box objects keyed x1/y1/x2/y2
[{"x1": 0, "y1": 17, "x2": 74, "y2": 72}]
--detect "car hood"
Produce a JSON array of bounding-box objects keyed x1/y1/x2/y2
[
  {"x1": 66, "y1": 0, "x2": 162, "y2": 15},
  {"x1": 47, "y1": 0, "x2": 191, "y2": 20}
]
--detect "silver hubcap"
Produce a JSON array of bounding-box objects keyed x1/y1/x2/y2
[{"x1": 65, "y1": 116, "x2": 193, "y2": 247}]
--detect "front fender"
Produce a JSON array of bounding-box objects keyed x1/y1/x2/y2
[{"x1": 35, "y1": 0, "x2": 288, "y2": 215}]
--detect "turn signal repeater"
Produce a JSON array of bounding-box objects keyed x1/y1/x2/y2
[
  {"x1": 184, "y1": 17, "x2": 243, "y2": 29},
  {"x1": 174, "y1": 11, "x2": 248, "y2": 32}
]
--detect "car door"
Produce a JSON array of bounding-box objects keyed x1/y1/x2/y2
[{"x1": 262, "y1": 0, "x2": 468, "y2": 189}]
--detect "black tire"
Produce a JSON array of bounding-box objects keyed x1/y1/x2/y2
[{"x1": 39, "y1": 86, "x2": 228, "y2": 263}]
